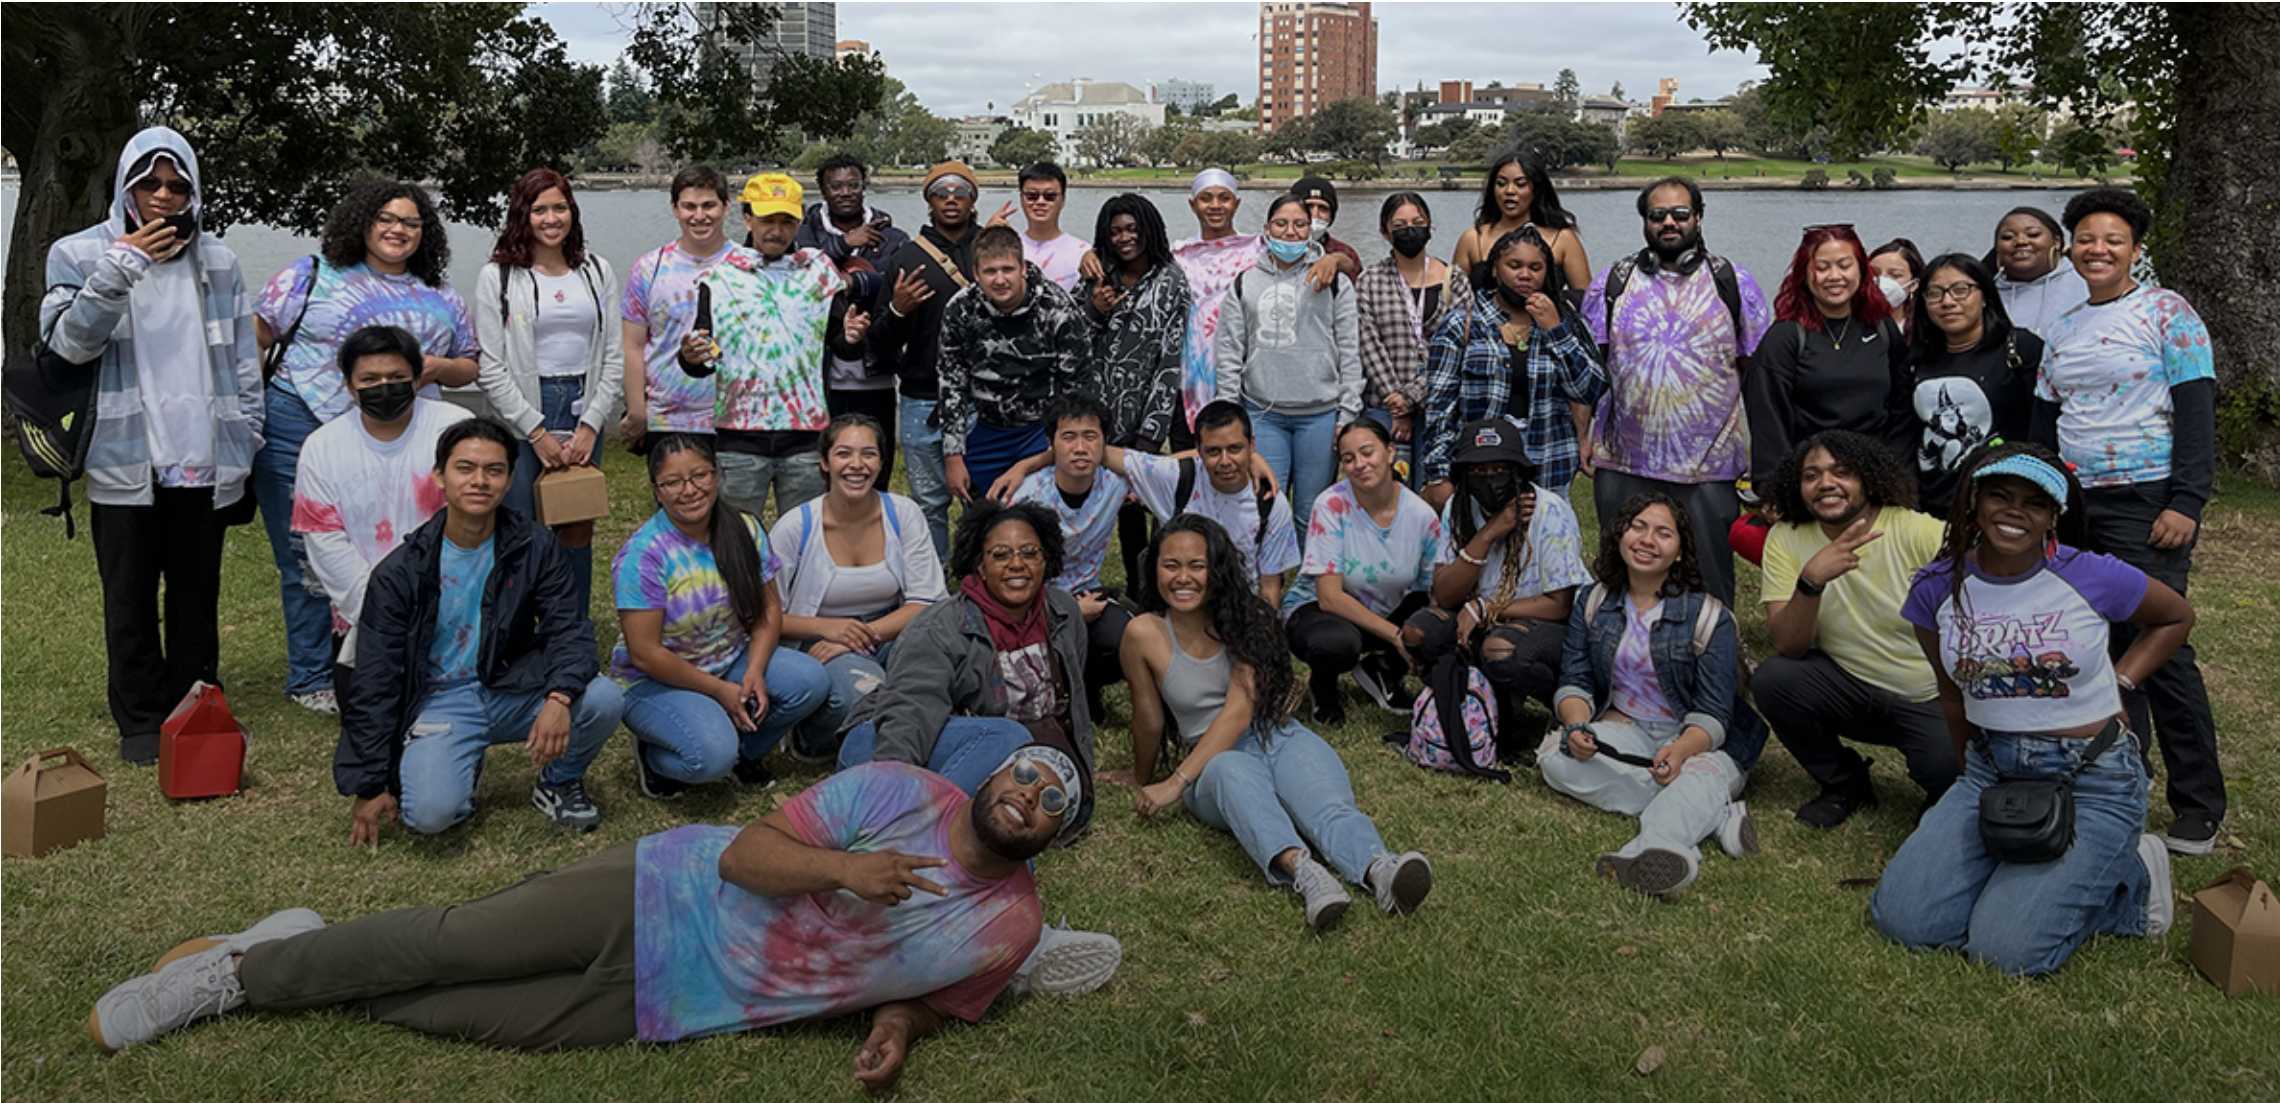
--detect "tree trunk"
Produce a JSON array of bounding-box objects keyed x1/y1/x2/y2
[
  {"x1": 2, "y1": 7, "x2": 149, "y2": 360},
  {"x1": 2164, "y1": 4, "x2": 2280, "y2": 400}
]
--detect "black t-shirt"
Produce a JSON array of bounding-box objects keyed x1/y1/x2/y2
[
  {"x1": 1744, "y1": 316, "x2": 1912, "y2": 480},
  {"x1": 1910, "y1": 329, "x2": 2044, "y2": 515}
]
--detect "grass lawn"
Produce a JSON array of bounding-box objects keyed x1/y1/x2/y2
[{"x1": 4, "y1": 445, "x2": 2275, "y2": 1102}]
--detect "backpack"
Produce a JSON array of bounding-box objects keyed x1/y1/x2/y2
[
  {"x1": 3, "y1": 312, "x2": 101, "y2": 539},
  {"x1": 1172, "y1": 456, "x2": 1275, "y2": 556},
  {"x1": 1398, "y1": 654, "x2": 1508, "y2": 782},
  {"x1": 1601, "y1": 252, "x2": 1745, "y2": 354}
]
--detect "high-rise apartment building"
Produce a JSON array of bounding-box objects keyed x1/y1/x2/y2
[
  {"x1": 1257, "y1": 2, "x2": 1377, "y2": 134},
  {"x1": 697, "y1": 1, "x2": 838, "y2": 88}
]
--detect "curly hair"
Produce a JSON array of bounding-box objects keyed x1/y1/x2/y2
[
  {"x1": 1936, "y1": 440, "x2": 2090, "y2": 640},
  {"x1": 489, "y1": 168, "x2": 584, "y2": 269},
  {"x1": 949, "y1": 499, "x2": 1066, "y2": 590},
  {"x1": 1591, "y1": 491, "x2": 1707, "y2": 599},
  {"x1": 1761, "y1": 429, "x2": 1918, "y2": 523},
  {"x1": 1090, "y1": 192, "x2": 1173, "y2": 277},
  {"x1": 322, "y1": 177, "x2": 450, "y2": 287},
  {"x1": 1772, "y1": 224, "x2": 1892, "y2": 335},
  {"x1": 1135, "y1": 513, "x2": 1294, "y2": 737},
  {"x1": 2061, "y1": 186, "x2": 2152, "y2": 242}
]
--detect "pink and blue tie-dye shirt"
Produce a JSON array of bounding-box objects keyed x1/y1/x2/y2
[
  {"x1": 1173, "y1": 233, "x2": 1263, "y2": 429},
  {"x1": 707, "y1": 250, "x2": 848, "y2": 434},
  {"x1": 609, "y1": 508, "x2": 781, "y2": 684},
  {"x1": 1013, "y1": 467, "x2": 1130, "y2": 593},
  {"x1": 632, "y1": 762, "x2": 1041, "y2": 1042},
  {"x1": 622, "y1": 240, "x2": 759, "y2": 433},
  {"x1": 1283, "y1": 481, "x2": 1442, "y2": 621},
  {"x1": 255, "y1": 258, "x2": 479, "y2": 423},
  {"x1": 2035, "y1": 286, "x2": 2215, "y2": 489}
]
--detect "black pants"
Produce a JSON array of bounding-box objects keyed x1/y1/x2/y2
[
  {"x1": 1288, "y1": 592, "x2": 1432, "y2": 686},
  {"x1": 1592, "y1": 470, "x2": 1742, "y2": 605},
  {"x1": 91, "y1": 487, "x2": 227, "y2": 740},
  {"x1": 2083, "y1": 481, "x2": 2225, "y2": 825},
  {"x1": 1087, "y1": 597, "x2": 1133, "y2": 709},
  {"x1": 826, "y1": 387, "x2": 900, "y2": 478},
  {"x1": 1755, "y1": 650, "x2": 1958, "y2": 801},
  {"x1": 1404, "y1": 605, "x2": 1563, "y2": 756}
]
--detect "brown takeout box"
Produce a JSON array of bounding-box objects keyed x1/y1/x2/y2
[
  {"x1": 534, "y1": 465, "x2": 609, "y2": 526},
  {"x1": 2, "y1": 747, "x2": 107, "y2": 857},
  {"x1": 2189, "y1": 866, "x2": 2280, "y2": 997}
]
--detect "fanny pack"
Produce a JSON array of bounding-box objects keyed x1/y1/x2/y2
[{"x1": 1976, "y1": 718, "x2": 2125, "y2": 864}]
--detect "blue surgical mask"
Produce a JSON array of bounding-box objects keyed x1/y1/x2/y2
[{"x1": 1265, "y1": 237, "x2": 1310, "y2": 264}]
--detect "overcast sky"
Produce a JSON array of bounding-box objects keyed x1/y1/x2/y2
[{"x1": 535, "y1": 1, "x2": 1768, "y2": 116}]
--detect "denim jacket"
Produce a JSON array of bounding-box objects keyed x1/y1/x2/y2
[{"x1": 1553, "y1": 583, "x2": 1768, "y2": 771}]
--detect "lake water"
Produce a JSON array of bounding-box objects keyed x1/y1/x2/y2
[{"x1": 6, "y1": 182, "x2": 2086, "y2": 319}]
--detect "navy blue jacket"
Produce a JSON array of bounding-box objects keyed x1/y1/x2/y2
[
  {"x1": 335, "y1": 507, "x2": 597, "y2": 799},
  {"x1": 1554, "y1": 583, "x2": 1769, "y2": 771}
]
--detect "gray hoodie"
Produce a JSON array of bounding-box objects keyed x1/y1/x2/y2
[
  {"x1": 1994, "y1": 259, "x2": 2089, "y2": 338},
  {"x1": 1213, "y1": 242, "x2": 1362, "y2": 419}
]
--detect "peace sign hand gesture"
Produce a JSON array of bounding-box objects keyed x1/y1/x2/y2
[{"x1": 1799, "y1": 518, "x2": 1884, "y2": 590}]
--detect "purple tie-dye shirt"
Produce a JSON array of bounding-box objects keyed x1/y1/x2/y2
[
  {"x1": 609, "y1": 509, "x2": 781, "y2": 684},
  {"x1": 1173, "y1": 233, "x2": 1262, "y2": 429},
  {"x1": 621, "y1": 240, "x2": 760, "y2": 433},
  {"x1": 1581, "y1": 259, "x2": 1771, "y2": 484}
]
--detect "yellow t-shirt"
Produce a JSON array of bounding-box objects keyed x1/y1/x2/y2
[{"x1": 1761, "y1": 507, "x2": 1944, "y2": 702}]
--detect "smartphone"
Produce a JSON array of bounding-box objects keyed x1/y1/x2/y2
[{"x1": 160, "y1": 211, "x2": 198, "y2": 240}]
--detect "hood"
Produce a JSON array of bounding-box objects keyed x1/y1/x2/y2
[
  {"x1": 1995, "y1": 258, "x2": 2077, "y2": 291},
  {"x1": 1257, "y1": 238, "x2": 1325, "y2": 274},
  {"x1": 110, "y1": 125, "x2": 202, "y2": 235}
]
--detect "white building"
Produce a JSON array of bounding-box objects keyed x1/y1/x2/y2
[
  {"x1": 1575, "y1": 95, "x2": 1640, "y2": 144},
  {"x1": 952, "y1": 116, "x2": 1011, "y2": 166},
  {"x1": 1159, "y1": 78, "x2": 1217, "y2": 113},
  {"x1": 1008, "y1": 79, "x2": 1167, "y2": 163}
]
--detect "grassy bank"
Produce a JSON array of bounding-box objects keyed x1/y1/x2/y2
[
  {"x1": 2, "y1": 448, "x2": 2273, "y2": 1102},
  {"x1": 858, "y1": 154, "x2": 2107, "y2": 191}
]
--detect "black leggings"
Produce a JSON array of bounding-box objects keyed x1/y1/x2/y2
[{"x1": 1287, "y1": 592, "x2": 1432, "y2": 683}]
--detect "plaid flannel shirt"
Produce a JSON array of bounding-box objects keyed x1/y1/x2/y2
[
  {"x1": 1355, "y1": 256, "x2": 1470, "y2": 411},
  {"x1": 1420, "y1": 289, "x2": 1607, "y2": 490}
]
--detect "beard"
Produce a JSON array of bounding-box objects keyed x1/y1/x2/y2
[
  {"x1": 970, "y1": 790, "x2": 1057, "y2": 862},
  {"x1": 1647, "y1": 226, "x2": 1702, "y2": 264}
]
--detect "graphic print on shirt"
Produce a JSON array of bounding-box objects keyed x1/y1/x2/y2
[
  {"x1": 1949, "y1": 610, "x2": 2082, "y2": 700},
  {"x1": 1913, "y1": 377, "x2": 1994, "y2": 475}
]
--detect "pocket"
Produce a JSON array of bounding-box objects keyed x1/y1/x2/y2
[{"x1": 405, "y1": 720, "x2": 452, "y2": 744}]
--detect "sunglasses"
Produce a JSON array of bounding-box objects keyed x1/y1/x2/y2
[
  {"x1": 986, "y1": 544, "x2": 1045, "y2": 564},
  {"x1": 133, "y1": 177, "x2": 194, "y2": 197},
  {"x1": 926, "y1": 182, "x2": 976, "y2": 200},
  {"x1": 1021, "y1": 190, "x2": 1062, "y2": 203},
  {"x1": 1010, "y1": 758, "x2": 1070, "y2": 817},
  {"x1": 1644, "y1": 206, "x2": 1694, "y2": 224}
]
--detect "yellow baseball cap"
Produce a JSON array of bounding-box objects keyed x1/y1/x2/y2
[{"x1": 740, "y1": 173, "x2": 802, "y2": 219}]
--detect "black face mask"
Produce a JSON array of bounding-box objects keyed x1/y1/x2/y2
[
  {"x1": 1465, "y1": 469, "x2": 1522, "y2": 517},
  {"x1": 1389, "y1": 226, "x2": 1431, "y2": 259},
  {"x1": 356, "y1": 380, "x2": 416, "y2": 422}
]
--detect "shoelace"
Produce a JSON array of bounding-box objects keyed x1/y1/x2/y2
[{"x1": 131, "y1": 952, "x2": 242, "y2": 1029}]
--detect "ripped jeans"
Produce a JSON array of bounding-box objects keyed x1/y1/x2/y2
[
  {"x1": 395, "y1": 678, "x2": 625, "y2": 835},
  {"x1": 1403, "y1": 605, "x2": 1564, "y2": 758}
]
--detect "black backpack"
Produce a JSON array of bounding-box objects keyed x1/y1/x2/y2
[
  {"x1": 3, "y1": 309, "x2": 102, "y2": 539},
  {"x1": 1171, "y1": 456, "x2": 1276, "y2": 556},
  {"x1": 1601, "y1": 252, "x2": 1746, "y2": 352}
]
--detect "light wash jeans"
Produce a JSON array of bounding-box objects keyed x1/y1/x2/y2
[
  {"x1": 505, "y1": 377, "x2": 598, "y2": 617},
  {"x1": 620, "y1": 647, "x2": 830, "y2": 784},
  {"x1": 1246, "y1": 404, "x2": 1339, "y2": 545},
  {"x1": 396, "y1": 677, "x2": 625, "y2": 835},
  {"x1": 837, "y1": 715, "x2": 1032, "y2": 794},
  {"x1": 1182, "y1": 721, "x2": 1390, "y2": 886},
  {"x1": 1871, "y1": 730, "x2": 2153, "y2": 977},
  {"x1": 250, "y1": 384, "x2": 336, "y2": 696},
  {"x1": 899, "y1": 396, "x2": 951, "y2": 566},
  {"x1": 717, "y1": 449, "x2": 825, "y2": 526},
  {"x1": 790, "y1": 642, "x2": 893, "y2": 758},
  {"x1": 1537, "y1": 716, "x2": 1745, "y2": 869}
]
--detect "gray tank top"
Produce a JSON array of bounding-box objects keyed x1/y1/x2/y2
[{"x1": 1162, "y1": 617, "x2": 1233, "y2": 747}]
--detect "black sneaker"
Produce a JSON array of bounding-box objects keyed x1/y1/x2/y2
[
  {"x1": 1352, "y1": 657, "x2": 1409, "y2": 715},
  {"x1": 731, "y1": 757, "x2": 776, "y2": 790},
  {"x1": 1310, "y1": 686, "x2": 1347, "y2": 729},
  {"x1": 531, "y1": 778, "x2": 601, "y2": 833},
  {"x1": 119, "y1": 733, "x2": 161, "y2": 767},
  {"x1": 2162, "y1": 815, "x2": 2220, "y2": 856},
  {"x1": 1795, "y1": 776, "x2": 1878, "y2": 829},
  {"x1": 631, "y1": 743, "x2": 686, "y2": 801}
]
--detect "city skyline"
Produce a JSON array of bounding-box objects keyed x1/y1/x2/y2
[{"x1": 534, "y1": 1, "x2": 1771, "y2": 117}]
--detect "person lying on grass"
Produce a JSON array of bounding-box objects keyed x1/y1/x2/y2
[
  {"x1": 90, "y1": 753, "x2": 1076, "y2": 1092},
  {"x1": 1115, "y1": 512, "x2": 1433, "y2": 932}
]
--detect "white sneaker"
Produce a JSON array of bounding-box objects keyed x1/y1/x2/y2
[
  {"x1": 1596, "y1": 848, "x2": 1699, "y2": 898},
  {"x1": 289, "y1": 689, "x2": 338, "y2": 715},
  {"x1": 1366, "y1": 852, "x2": 1433, "y2": 915},
  {"x1": 90, "y1": 943, "x2": 246, "y2": 1053},
  {"x1": 1718, "y1": 801, "x2": 1761, "y2": 859},
  {"x1": 2138, "y1": 833, "x2": 2175, "y2": 936},
  {"x1": 152, "y1": 907, "x2": 326, "y2": 971},
  {"x1": 1008, "y1": 920, "x2": 1122, "y2": 996},
  {"x1": 1290, "y1": 856, "x2": 1352, "y2": 931}
]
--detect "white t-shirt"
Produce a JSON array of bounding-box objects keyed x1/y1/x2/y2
[
  {"x1": 290, "y1": 398, "x2": 473, "y2": 659},
  {"x1": 815, "y1": 560, "x2": 903, "y2": 618},
  {"x1": 1903, "y1": 548, "x2": 2148, "y2": 732},
  {"x1": 532, "y1": 268, "x2": 597, "y2": 378},
  {"x1": 1284, "y1": 481, "x2": 1442, "y2": 621},
  {"x1": 1433, "y1": 486, "x2": 1592, "y2": 606},
  {"x1": 1124, "y1": 451, "x2": 1301, "y2": 588},
  {"x1": 1023, "y1": 231, "x2": 1092, "y2": 294},
  {"x1": 1013, "y1": 467, "x2": 1130, "y2": 593}
]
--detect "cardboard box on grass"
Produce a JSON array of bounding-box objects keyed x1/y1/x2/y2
[
  {"x1": 2189, "y1": 866, "x2": 2280, "y2": 997},
  {"x1": 534, "y1": 466, "x2": 609, "y2": 526},
  {"x1": 2, "y1": 747, "x2": 106, "y2": 857},
  {"x1": 160, "y1": 681, "x2": 247, "y2": 799}
]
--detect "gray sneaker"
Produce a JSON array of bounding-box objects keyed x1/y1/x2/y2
[
  {"x1": 531, "y1": 778, "x2": 601, "y2": 833},
  {"x1": 1352, "y1": 658, "x2": 1409, "y2": 715},
  {"x1": 288, "y1": 689, "x2": 337, "y2": 716},
  {"x1": 1365, "y1": 852, "x2": 1434, "y2": 915},
  {"x1": 1008, "y1": 920, "x2": 1122, "y2": 996},
  {"x1": 152, "y1": 907, "x2": 325, "y2": 971},
  {"x1": 2139, "y1": 833, "x2": 2175, "y2": 936},
  {"x1": 1596, "y1": 848, "x2": 1698, "y2": 898},
  {"x1": 1718, "y1": 801, "x2": 1761, "y2": 859},
  {"x1": 1290, "y1": 856, "x2": 1352, "y2": 931},
  {"x1": 90, "y1": 942, "x2": 245, "y2": 1053}
]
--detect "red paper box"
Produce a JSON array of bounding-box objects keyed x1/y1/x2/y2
[{"x1": 160, "y1": 682, "x2": 247, "y2": 799}]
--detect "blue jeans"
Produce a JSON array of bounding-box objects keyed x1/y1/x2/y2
[
  {"x1": 791, "y1": 642, "x2": 893, "y2": 758},
  {"x1": 250, "y1": 384, "x2": 337, "y2": 696},
  {"x1": 1182, "y1": 722, "x2": 1391, "y2": 886},
  {"x1": 899, "y1": 396, "x2": 951, "y2": 566},
  {"x1": 1247, "y1": 404, "x2": 1339, "y2": 541},
  {"x1": 1870, "y1": 730, "x2": 2152, "y2": 977},
  {"x1": 837, "y1": 716, "x2": 1032, "y2": 795},
  {"x1": 505, "y1": 377, "x2": 598, "y2": 617},
  {"x1": 620, "y1": 647, "x2": 830, "y2": 783},
  {"x1": 396, "y1": 677, "x2": 625, "y2": 835}
]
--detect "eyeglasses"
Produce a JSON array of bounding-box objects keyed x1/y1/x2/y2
[
  {"x1": 1021, "y1": 190, "x2": 1062, "y2": 203},
  {"x1": 1644, "y1": 206, "x2": 1694, "y2": 224},
  {"x1": 654, "y1": 470, "x2": 717, "y2": 494},
  {"x1": 1010, "y1": 759, "x2": 1070, "y2": 817},
  {"x1": 1923, "y1": 282, "x2": 1981, "y2": 304},
  {"x1": 133, "y1": 178, "x2": 194, "y2": 197},
  {"x1": 985, "y1": 544, "x2": 1045, "y2": 564},
  {"x1": 374, "y1": 212, "x2": 426, "y2": 231},
  {"x1": 1267, "y1": 218, "x2": 1310, "y2": 233}
]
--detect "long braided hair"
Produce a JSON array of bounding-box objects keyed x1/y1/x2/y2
[{"x1": 1937, "y1": 440, "x2": 2089, "y2": 641}]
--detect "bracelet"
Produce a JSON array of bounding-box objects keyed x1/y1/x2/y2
[
  {"x1": 1173, "y1": 765, "x2": 1194, "y2": 788},
  {"x1": 1455, "y1": 545, "x2": 1487, "y2": 566},
  {"x1": 2116, "y1": 672, "x2": 2137, "y2": 692},
  {"x1": 545, "y1": 691, "x2": 573, "y2": 707}
]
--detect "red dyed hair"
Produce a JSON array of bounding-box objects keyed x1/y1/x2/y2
[
  {"x1": 489, "y1": 168, "x2": 585, "y2": 269},
  {"x1": 1772, "y1": 225, "x2": 1890, "y2": 333}
]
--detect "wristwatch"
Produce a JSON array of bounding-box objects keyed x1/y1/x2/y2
[{"x1": 1794, "y1": 575, "x2": 1827, "y2": 599}]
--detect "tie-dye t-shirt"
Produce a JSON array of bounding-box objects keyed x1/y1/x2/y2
[
  {"x1": 1283, "y1": 481, "x2": 1443, "y2": 621},
  {"x1": 427, "y1": 535, "x2": 494, "y2": 688},
  {"x1": 1013, "y1": 467, "x2": 1130, "y2": 593},
  {"x1": 2035, "y1": 286, "x2": 2215, "y2": 488},
  {"x1": 1607, "y1": 596, "x2": 1676, "y2": 722},
  {"x1": 1172, "y1": 233, "x2": 1263, "y2": 429},
  {"x1": 621, "y1": 240, "x2": 760, "y2": 433},
  {"x1": 291, "y1": 399, "x2": 471, "y2": 637},
  {"x1": 632, "y1": 762, "x2": 1041, "y2": 1043},
  {"x1": 706, "y1": 250, "x2": 848, "y2": 433},
  {"x1": 1580, "y1": 259, "x2": 1771, "y2": 483},
  {"x1": 609, "y1": 508, "x2": 781, "y2": 684},
  {"x1": 1124, "y1": 451, "x2": 1301, "y2": 587},
  {"x1": 256, "y1": 258, "x2": 480, "y2": 423},
  {"x1": 1434, "y1": 486, "x2": 1593, "y2": 606}
]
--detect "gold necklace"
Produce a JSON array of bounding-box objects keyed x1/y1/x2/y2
[{"x1": 1829, "y1": 317, "x2": 1853, "y2": 349}]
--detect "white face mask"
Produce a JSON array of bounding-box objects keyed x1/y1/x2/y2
[
  {"x1": 1877, "y1": 274, "x2": 1912, "y2": 309},
  {"x1": 1310, "y1": 218, "x2": 1331, "y2": 242}
]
